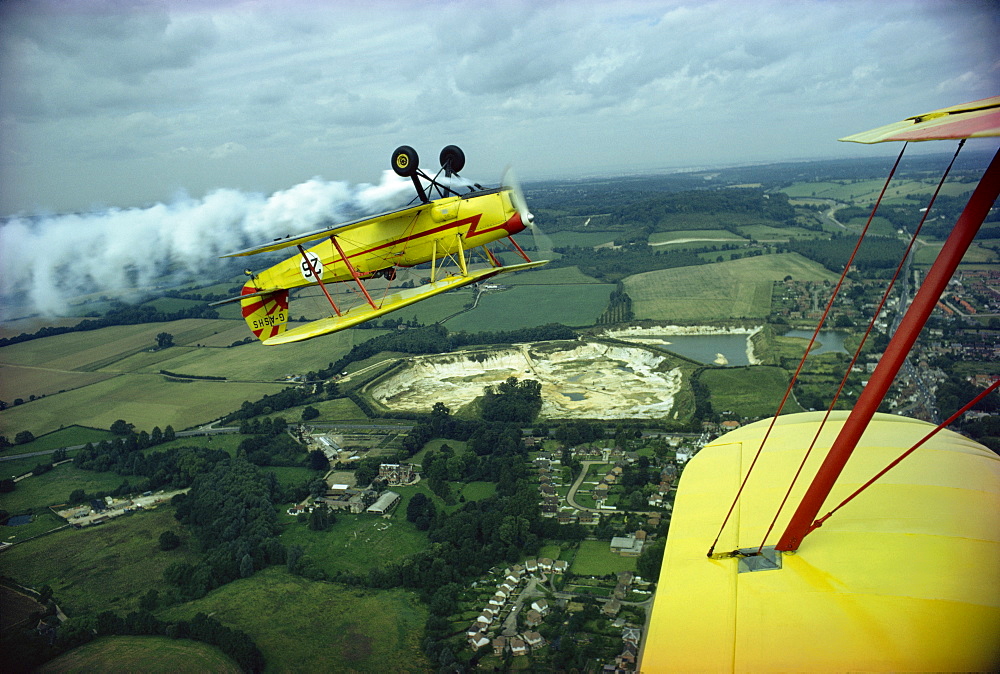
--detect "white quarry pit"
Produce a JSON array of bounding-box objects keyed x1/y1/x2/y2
[{"x1": 366, "y1": 341, "x2": 684, "y2": 420}]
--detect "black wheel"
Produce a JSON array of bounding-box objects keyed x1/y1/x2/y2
[
  {"x1": 439, "y1": 145, "x2": 465, "y2": 175},
  {"x1": 391, "y1": 145, "x2": 419, "y2": 177}
]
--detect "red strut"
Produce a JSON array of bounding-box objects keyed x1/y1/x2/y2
[{"x1": 775, "y1": 146, "x2": 1000, "y2": 552}]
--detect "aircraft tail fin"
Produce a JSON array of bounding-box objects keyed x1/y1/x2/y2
[{"x1": 240, "y1": 285, "x2": 289, "y2": 342}]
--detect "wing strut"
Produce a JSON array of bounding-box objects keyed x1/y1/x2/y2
[
  {"x1": 507, "y1": 235, "x2": 532, "y2": 263},
  {"x1": 776, "y1": 145, "x2": 1000, "y2": 552},
  {"x1": 330, "y1": 235, "x2": 378, "y2": 310},
  {"x1": 297, "y1": 245, "x2": 341, "y2": 317}
]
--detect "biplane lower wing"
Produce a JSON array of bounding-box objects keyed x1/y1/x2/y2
[{"x1": 261, "y1": 260, "x2": 548, "y2": 345}]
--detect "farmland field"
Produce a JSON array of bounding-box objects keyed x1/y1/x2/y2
[
  {"x1": 443, "y1": 282, "x2": 613, "y2": 332},
  {"x1": 779, "y1": 178, "x2": 976, "y2": 205},
  {"x1": 913, "y1": 240, "x2": 997, "y2": 266},
  {"x1": 737, "y1": 224, "x2": 824, "y2": 240},
  {"x1": 0, "y1": 506, "x2": 199, "y2": 617},
  {"x1": 545, "y1": 231, "x2": 619, "y2": 248},
  {"x1": 698, "y1": 366, "x2": 805, "y2": 418},
  {"x1": 0, "y1": 364, "x2": 112, "y2": 402},
  {"x1": 38, "y1": 636, "x2": 241, "y2": 674},
  {"x1": 0, "y1": 374, "x2": 284, "y2": 436},
  {"x1": 623, "y1": 253, "x2": 838, "y2": 322},
  {"x1": 159, "y1": 568, "x2": 432, "y2": 673}
]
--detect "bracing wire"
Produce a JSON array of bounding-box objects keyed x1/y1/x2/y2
[
  {"x1": 810, "y1": 378, "x2": 1000, "y2": 533},
  {"x1": 706, "y1": 143, "x2": 909, "y2": 558},
  {"x1": 754, "y1": 139, "x2": 967, "y2": 553}
]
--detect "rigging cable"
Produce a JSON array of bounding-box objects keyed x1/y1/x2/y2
[
  {"x1": 809, "y1": 378, "x2": 999, "y2": 534},
  {"x1": 754, "y1": 139, "x2": 966, "y2": 553},
  {"x1": 706, "y1": 143, "x2": 908, "y2": 558}
]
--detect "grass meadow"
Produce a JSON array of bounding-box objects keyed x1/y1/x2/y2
[
  {"x1": 443, "y1": 282, "x2": 612, "y2": 332},
  {"x1": 0, "y1": 462, "x2": 128, "y2": 513},
  {"x1": 279, "y1": 511, "x2": 430, "y2": 577},
  {"x1": 159, "y1": 568, "x2": 432, "y2": 673},
  {"x1": 623, "y1": 253, "x2": 838, "y2": 322},
  {"x1": 698, "y1": 366, "x2": 806, "y2": 418},
  {"x1": 0, "y1": 506, "x2": 199, "y2": 618},
  {"x1": 544, "y1": 231, "x2": 619, "y2": 248},
  {"x1": 39, "y1": 636, "x2": 241, "y2": 674},
  {"x1": 569, "y1": 540, "x2": 638, "y2": 576}
]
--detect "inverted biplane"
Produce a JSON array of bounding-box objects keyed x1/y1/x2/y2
[{"x1": 212, "y1": 145, "x2": 547, "y2": 345}]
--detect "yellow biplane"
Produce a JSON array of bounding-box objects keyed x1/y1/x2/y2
[{"x1": 212, "y1": 145, "x2": 547, "y2": 345}]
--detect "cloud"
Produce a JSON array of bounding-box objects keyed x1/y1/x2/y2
[
  {"x1": 0, "y1": 171, "x2": 414, "y2": 318},
  {"x1": 1, "y1": 0, "x2": 997, "y2": 214}
]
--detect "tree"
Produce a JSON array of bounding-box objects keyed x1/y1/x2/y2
[
  {"x1": 110, "y1": 419, "x2": 134, "y2": 436},
  {"x1": 240, "y1": 553, "x2": 255, "y2": 578},
  {"x1": 308, "y1": 449, "x2": 328, "y2": 471},
  {"x1": 159, "y1": 530, "x2": 181, "y2": 551},
  {"x1": 139, "y1": 589, "x2": 159, "y2": 612},
  {"x1": 0, "y1": 479, "x2": 15, "y2": 494},
  {"x1": 163, "y1": 425, "x2": 176, "y2": 442},
  {"x1": 155, "y1": 332, "x2": 174, "y2": 349},
  {"x1": 14, "y1": 430, "x2": 34, "y2": 445},
  {"x1": 301, "y1": 406, "x2": 320, "y2": 421},
  {"x1": 69, "y1": 488, "x2": 86, "y2": 503}
]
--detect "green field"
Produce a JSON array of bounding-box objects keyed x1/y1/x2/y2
[
  {"x1": 3, "y1": 425, "x2": 114, "y2": 453},
  {"x1": 39, "y1": 636, "x2": 241, "y2": 674},
  {"x1": 544, "y1": 231, "x2": 619, "y2": 248},
  {"x1": 0, "y1": 506, "x2": 199, "y2": 617},
  {"x1": 569, "y1": 540, "x2": 638, "y2": 576},
  {"x1": 738, "y1": 224, "x2": 824, "y2": 240},
  {"x1": 780, "y1": 178, "x2": 976, "y2": 205},
  {"x1": 0, "y1": 462, "x2": 128, "y2": 513},
  {"x1": 159, "y1": 568, "x2": 431, "y2": 673},
  {"x1": 443, "y1": 282, "x2": 613, "y2": 332},
  {"x1": 623, "y1": 253, "x2": 838, "y2": 322},
  {"x1": 698, "y1": 366, "x2": 805, "y2": 418},
  {"x1": 0, "y1": 374, "x2": 283, "y2": 437},
  {"x1": 279, "y1": 510, "x2": 430, "y2": 577},
  {"x1": 914, "y1": 240, "x2": 998, "y2": 266}
]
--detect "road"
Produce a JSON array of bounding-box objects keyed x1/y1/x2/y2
[{"x1": 565, "y1": 460, "x2": 619, "y2": 514}]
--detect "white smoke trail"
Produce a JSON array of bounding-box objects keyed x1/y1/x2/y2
[{"x1": 0, "y1": 171, "x2": 415, "y2": 319}]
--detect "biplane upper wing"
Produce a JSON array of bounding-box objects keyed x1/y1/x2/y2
[
  {"x1": 221, "y1": 201, "x2": 434, "y2": 258},
  {"x1": 839, "y1": 95, "x2": 1000, "y2": 144},
  {"x1": 260, "y1": 260, "x2": 547, "y2": 345}
]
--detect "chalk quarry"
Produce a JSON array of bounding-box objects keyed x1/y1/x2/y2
[{"x1": 366, "y1": 341, "x2": 684, "y2": 420}]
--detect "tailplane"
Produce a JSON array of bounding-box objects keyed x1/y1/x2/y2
[{"x1": 240, "y1": 286, "x2": 289, "y2": 342}]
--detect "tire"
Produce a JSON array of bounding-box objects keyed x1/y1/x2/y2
[
  {"x1": 392, "y1": 146, "x2": 419, "y2": 177},
  {"x1": 439, "y1": 145, "x2": 465, "y2": 174}
]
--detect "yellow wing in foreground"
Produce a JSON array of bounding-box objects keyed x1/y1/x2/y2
[
  {"x1": 642, "y1": 411, "x2": 1000, "y2": 672},
  {"x1": 262, "y1": 260, "x2": 548, "y2": 345},
  {"x1": 840, "y1": 95, "x2": 1000, "y2": 143}
]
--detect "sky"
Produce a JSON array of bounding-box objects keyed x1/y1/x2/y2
[
  {"x1": 0, "y1": 0, "x2": 997, "y2": 318},
  {"x1": 1, "y1": 0, "x2": 997, "y2": 215}
]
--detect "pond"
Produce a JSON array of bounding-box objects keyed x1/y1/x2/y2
[
  {"x1": 784, "y1": 329, "x2": 850, "y2": 355},
  {"x1": 643, "y1": 334, "x2": 754, "y2": 366}
]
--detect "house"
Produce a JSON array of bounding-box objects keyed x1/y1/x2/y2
[
  {"x1": 525, "y1": 559, "x2": 538, "y2": 573},
  {"x1": 524, "y1": 631, "x2": 545, "y2": 649},
  {"x1": 622, "y1": 627, "x2": 641, "y2": 645},
  {"x1": 593, "y1": 484, "x2": 609, "y2": 499},
  {"x1": 602, "y1": 599, "x2": 622, "y2": 617},
  {"x1": 531, "y1": 598, "x2": 549, "y2": 614},
  {"x1": 617, "y1": 642, "x2": 639, "y2": 666},
  {"x1": 510, "y1": 638, "x2": 528, "y2": 656},
  {"x1": 489, "y1": 593, "x2": 505, "y2": 608},
  {"x1": 477, "y1": 611, "x2": 492, "y2": 625},
  {"x1": 553, "y1": 560, "x2": 569, "y2": 574},
  {"x1": 470, "y1": 633, "x2": 491, "y2": 651},
  {"x1": 525, "y1": 609, "x2": 543, "y2": 626},
  {"x1": 610, "y1": 534, "x2": 644, "y2": 557},
  {"x1": 538, "y1": 557, "x2": 554, "y2": 571},
  {"x1": 557, "y1": 511, "x2": 577, "y2": 524},
  {"x1": 492, "y1": 636, "x2": 508, "y2": 656}
]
